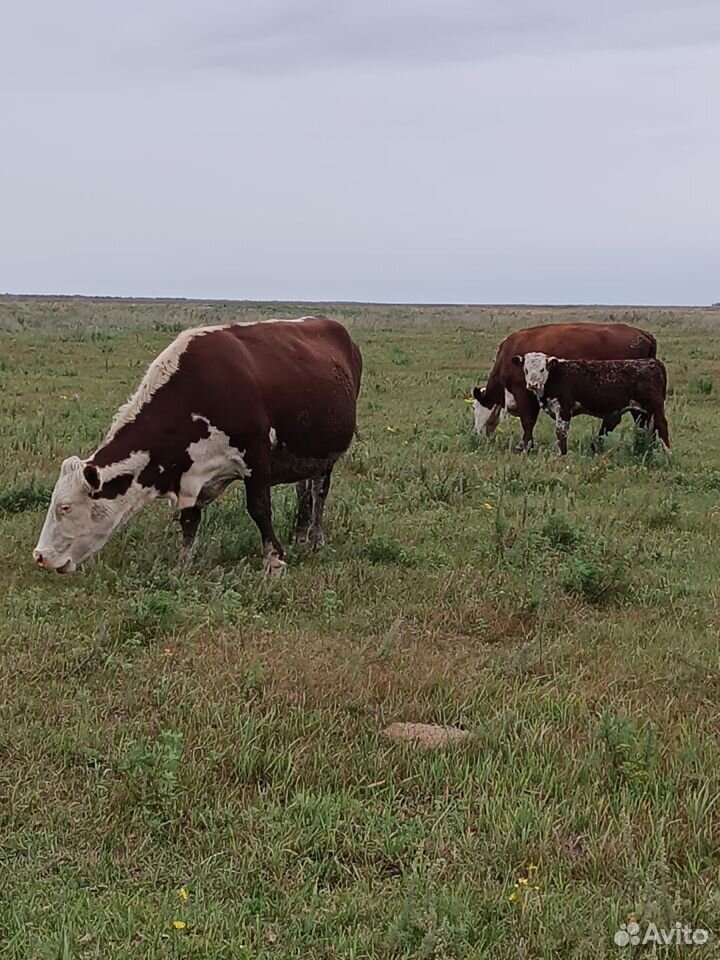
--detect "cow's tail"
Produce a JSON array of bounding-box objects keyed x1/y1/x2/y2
[{"x1": 644, "y1": 330, "x2": 657, "y2": 358}]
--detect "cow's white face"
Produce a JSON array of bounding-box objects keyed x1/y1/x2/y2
[
  {"x1": 514, "y1": 352, "x2": 556, "y2": 397},
  {"x1": 33, "y1": 456, "x2": 143, "y2": 573},
  {"x1": 472, "y1": 387, "x2": 503, "y2": 435}
]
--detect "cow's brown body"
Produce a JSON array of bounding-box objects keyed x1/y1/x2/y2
[
  {"x1": 473, "y1": 322, "x2": 657, "y2": 448},
  {"x1": 34, "y1": 316, "x2": 362, "y2": 575}
]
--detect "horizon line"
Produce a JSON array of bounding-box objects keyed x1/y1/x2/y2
[{"x1": 1, "y1": 292, "x2": 717, "y2": 310}]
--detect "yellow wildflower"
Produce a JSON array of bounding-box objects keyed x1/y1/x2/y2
[
  {"x1": 528, "y1": 864, "x2": 538, "y2": 873},
  {"x1": 172, "y1": 920, "x2": 186, "y2": 930},
  {"x1": 508, "y1": 892, "x2": 518, "y2": 902},
  {"x1": 179, "y1": 887, "x2": 189, "y2": 901},
  {"x1": 518, "y1": 876, "x2": 529, "y2": 886},
  {"x1": 533, "y1": 885, "x2": 540, "y2": 891},
  {"x1": 386, "y1": 426, "x2": 397, "y2": 433},
  {"x1": 483, "y1": 502, "x2": 493, "y2": 510},
  {"x1": 464, "y1": 397, "x2": 475, "y2": 404}
]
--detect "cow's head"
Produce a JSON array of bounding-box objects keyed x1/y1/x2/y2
[
  {"x1": 33, "y1": 455, "x2": 152, "y2": 572},
  {"x1": 512, "y1": 352, "x2": 558, "y2": 396},
  {"x1": 471, "y1": 386, "x2": 503, "y2": 435}
]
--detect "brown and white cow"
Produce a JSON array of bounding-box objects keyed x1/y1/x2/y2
[
  {"x1": 514, "y1": 352, "x2": 670, "y2": 455},
  {"x1": 33, "y1": 316, "x2": 362, "y2": 576},
  {"x1": 472, "y1": 322, "x2": 657, "y2": 449}
]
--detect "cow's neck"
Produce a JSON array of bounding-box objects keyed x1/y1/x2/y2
[
  {"x1": 89, "y1": 429, "x2": 169, "y2": 505},
  {"x1": 91, "y1": 435, "x2": 148, "y2": 474},
  {"x1": 484, "y1": 373, "x2": 505, "y2": 407},
  {"x1": 106, "y1": 479, "x2": 159, "y2": 534},
  {"x1": 90, "y1": 413, "x2": 202, "y2": 508}
]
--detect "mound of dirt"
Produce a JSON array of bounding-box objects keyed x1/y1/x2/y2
[{"x1": 381, "y1": 722, "x2": 470, "y2": 749}]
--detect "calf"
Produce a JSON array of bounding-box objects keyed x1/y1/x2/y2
[{"x1": 512, "y1": 352, "x2": 670, "y2": 455}]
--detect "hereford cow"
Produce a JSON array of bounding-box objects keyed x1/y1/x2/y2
[
  {"x1": 514, "y1": 352, "x2": 670, "y2": 455},
  {"x1": 33, "y1": 316, "x2": 362, "y2": 576},
  {"x1": 472, "y1": 322, "x2": 657, "y2": 450}
]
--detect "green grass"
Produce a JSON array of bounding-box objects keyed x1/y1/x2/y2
[{"x1": 2, "y1": 299, "x2": 720, "y2": 957}]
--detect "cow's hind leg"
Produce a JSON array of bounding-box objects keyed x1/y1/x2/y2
[
  {"x1": 649, "y1": 405, "x2": 671, "y2": 452},
  {"x1": 292, "y1": 480, "x2": 313, "y2": 544},
  {"x1": 631, "y1": 409, "x2": 650, "y2": 430},
  {"x1": 592, "y1": 410, "x2": 622, "y2": 452},
  {"x1": 178, "y1": 506, "x2": 202, "y2": 562},
  {"x1": 244, "y1": 466, "x2": 286, "y2": 576},
  {"x1": 307, "y1": 470, "x2": 333, "y2": 551}
]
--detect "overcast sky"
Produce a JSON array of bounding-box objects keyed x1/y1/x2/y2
[{"x1": 1, "y1": 0, "x2": 718, "y2": 304}]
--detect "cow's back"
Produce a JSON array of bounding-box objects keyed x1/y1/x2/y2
[
  {"x1": 177, "y1": 316, "x2": 361, "y2": 458},
  {"x1": 486, "y1": 322, "x2": 656, "y2": 400},
  {"x1": 499, "y1": 322, "x2": 656, "y2": 363}
]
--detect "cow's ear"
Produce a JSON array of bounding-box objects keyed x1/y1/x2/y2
[
  {"x1": 548, "y1": 357, "x2": 559, "y2": 371},
  {"x1": 511, "y1": 354, "x2": 523, "y2": 367},
  {"x1": 472, "y1": 386, "x2": 484, "y2": 401},
  {"x1": 83, "y1": 463, "x2": 101, "y2": 491}
]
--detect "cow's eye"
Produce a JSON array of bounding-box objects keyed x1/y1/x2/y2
[{"x1": 59, "y1": 503, "x2": 72, "y2": 515}]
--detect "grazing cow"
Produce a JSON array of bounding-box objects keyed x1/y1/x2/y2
[
  {"x1": 33, "y1": 316, "x2": 362, "y2": 576},
  {"x1": 513, "y1": 352, "x2": 670, "y2": 454},
  {"x1": 472, "y1": 322, "x2": 657, "y2": 449}
]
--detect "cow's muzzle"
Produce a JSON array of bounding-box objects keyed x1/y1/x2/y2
[{"x1": 33, "y1": 550, "x2": 75, "y2": 574}]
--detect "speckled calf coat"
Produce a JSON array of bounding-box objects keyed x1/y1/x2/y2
[{"x1": 514, "y1": 355, "x2": 670, "y2": 455}]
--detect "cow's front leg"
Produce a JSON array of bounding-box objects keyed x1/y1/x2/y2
[
  {"x1": 555, "y1": 408, "x2": 572, "y2": 455},
  {"x1": 292, "y1": 480, "x2": 312, "y2": 544},
  {"x1": 514, "y1": 389, "x2": 540, "y2": 452},
  {"x1": 307, "y1": 470, "x2": 332, "y2": 551},
  {"x1": 178, "y1": 506, "x2": 202, "y2": 563},
  {"x1": 244, "y1": 470, "x2": 286, "y2": 576}
]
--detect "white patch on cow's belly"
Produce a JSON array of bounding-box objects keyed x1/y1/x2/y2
[
  {"x1": 178, "y1": 415, "x2": 251, "y2": 509},
  {"x1": 504, "y1": 389, "x2": 518, "y2": 414}
]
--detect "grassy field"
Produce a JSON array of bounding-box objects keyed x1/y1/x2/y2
[{"x1": 2, "y1": 297, "x2": 720, "y2": 958}]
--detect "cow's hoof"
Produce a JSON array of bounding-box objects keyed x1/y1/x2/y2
[
  {"x1": 263, "y1": 556, "x2": 288, "y2": 577},
  {"x1": 307, "y1": 526, "x2": 325, "y2": 552},
  {"x1": 177, "y1": 544, "x2": 196, "y2": 566},
  {"x1": 292, "y1": 528, "x2": 310, "y2": 545}
]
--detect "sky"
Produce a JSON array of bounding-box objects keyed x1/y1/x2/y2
[{"x1": 1, "y1": 0, "x2": 719, "y2": 304}]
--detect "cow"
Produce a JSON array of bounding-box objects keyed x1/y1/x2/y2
[
  {"x1": 471, "y1": 322, "x2": 657, "y2": 450},
  {"x1": 33, "y1": 316, "x2": 363, "y2": 576},
  {"x1": 513, "y1": 352, "x2": 670, "y2": 455}
]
